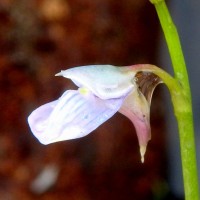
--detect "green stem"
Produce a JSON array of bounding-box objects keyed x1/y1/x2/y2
[
  {"x1": 150, "y1": 0, "x2": 191, "y2": 98},
  {"x1": 150, "y1": 0, "x2": 199, "y2": 200}
]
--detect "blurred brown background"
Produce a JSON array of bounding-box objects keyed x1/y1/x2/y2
[{"x1": 0, "y1": 0, "x2": 170, "y2": 199}]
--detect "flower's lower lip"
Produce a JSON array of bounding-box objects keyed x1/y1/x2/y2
[
  {"x1": 36, "y1": 131, "x2": 57, "y2": 145},
  {"x1": 39, "y1": 137, "x2": 54, "y2": 145}
]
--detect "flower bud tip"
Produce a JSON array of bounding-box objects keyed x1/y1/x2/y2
[
  {"x1": 140, "y1": 145, "x2": 146, "y2": 163},
  {"x1": 55, "y1": 71, "x2": 62, "y2": 76}
]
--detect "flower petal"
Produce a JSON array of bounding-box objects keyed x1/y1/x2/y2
[
  {"x1": 56, "y1": 65, "x2": 135, "y2": 99},
  {"x1": 118, "y1": 90, "x2": 150, "y2": 163},
  {"x1": 28, "y1": 100, "x2": 58, "y2": 136},
  {"x1": 28, "y1": 90, "x2": 124, "y2": 145}
]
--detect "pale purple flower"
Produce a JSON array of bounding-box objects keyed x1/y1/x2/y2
[{"x1": 28, "y1": 65, "x2": 161, "y2": 162}]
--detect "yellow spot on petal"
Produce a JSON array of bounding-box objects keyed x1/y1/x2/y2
[
  {"x1": 79, "y1": 87, "x2": 90, "y2": 95},
  {"x1": 140, "y1": 145, "x2": 146, "y2": 163}
]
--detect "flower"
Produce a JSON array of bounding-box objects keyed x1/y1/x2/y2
[{"x1": 28, "y1": 65, "x2": 161, "y2": 162}]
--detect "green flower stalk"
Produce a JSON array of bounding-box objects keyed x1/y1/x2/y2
[{"x1": 150, "y1": 0, "x2": 199, "y2": 199}]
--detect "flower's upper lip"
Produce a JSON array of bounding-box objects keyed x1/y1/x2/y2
[{"x1": 56, "y1": 65, "x2": 136, "y2": 99}]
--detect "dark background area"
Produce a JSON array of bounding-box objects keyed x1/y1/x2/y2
[{"x1": 0, "y1": 0, "x2": 171, "y2": 199}]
